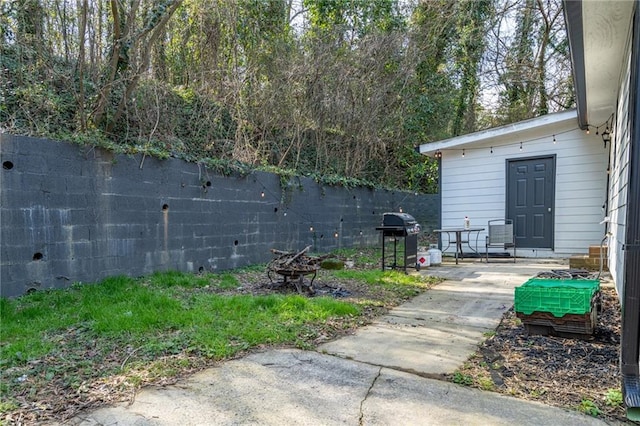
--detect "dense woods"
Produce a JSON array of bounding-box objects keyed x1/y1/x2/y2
[{"x1": 0, "y1": 0, "x2": 573, "y2": 193}]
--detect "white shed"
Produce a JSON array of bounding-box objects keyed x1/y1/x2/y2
[
  {"x1": 418, "y1": 109, "x2": 609, "y2": 258},
  {"x1": 420, "y1": 0, "x2": 640, "y2": 417}
]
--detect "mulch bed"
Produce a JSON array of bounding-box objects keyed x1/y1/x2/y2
[{"x1": 451, "y1": 284, "x2": 629, "y2": 423}]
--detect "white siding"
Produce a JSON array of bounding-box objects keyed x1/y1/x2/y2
[
  {"x1": 609, "y1": 41, "x2": 633, "y2": 297},
  {"x1": 440, "y1": 124, "x2": 608, "y2": 256}
]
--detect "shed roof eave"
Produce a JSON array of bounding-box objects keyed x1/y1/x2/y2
[
  {"x1": 418, "y1": 109, "x2": 578, "y2": 155},
  {"x1": 563, "y1": 0, "x2": 588, "y2": 130}
]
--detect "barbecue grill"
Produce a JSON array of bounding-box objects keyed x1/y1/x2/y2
[{"x1": 376, "y1": 212, "x2": 420, "y2": 273}]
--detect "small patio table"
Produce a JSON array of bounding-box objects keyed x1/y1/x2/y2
[{"x1": 434, "y1": 227, "x2": 485, "y2": 264}]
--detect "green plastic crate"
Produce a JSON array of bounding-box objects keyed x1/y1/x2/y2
[{"x1": 514, "y1": 278, "x2": 600, "y2": 317}]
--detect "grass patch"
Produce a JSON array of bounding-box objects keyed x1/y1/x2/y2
[
  {"x1": 0, "y1": 262, "x2": 435, "y2": 423},
  {"x1": 331, "y1": 269, "x2": 438, "y2": 298},
  {"x1": 0, "y1": 274, "x2": 359, "y2": 369}
]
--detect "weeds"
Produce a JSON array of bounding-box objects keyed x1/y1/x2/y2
[
  {"x1": 529, "y1": 387, "x2": 547, "y2": 398},
  {"x1": 332, "y1": 248, "x2": 380, "y2": 267},
  {"x1": 578, "y1": 399, "x2": 601, "y2": 417},
  {"x1": 477, "y1": 376, "x2": 495, "y2": 391},
  {"x1": 604, "y1": 389, "x2": 623, "y2": 407},
  {"x1": 452, "y1": 371, "x2": 474, "y2": 386}
]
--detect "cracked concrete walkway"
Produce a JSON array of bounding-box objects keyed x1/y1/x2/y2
[{"x1": 68, "y1": 260, "x2": 611, "y2": 426}]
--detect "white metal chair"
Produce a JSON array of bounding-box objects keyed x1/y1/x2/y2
[{"x1": 485, "y1": 219, "x2": 516, "y2": 262}]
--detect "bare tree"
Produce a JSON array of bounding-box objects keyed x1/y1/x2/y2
[{"x1": 92, "y1": 0, "x2": 183, "y2": 133}]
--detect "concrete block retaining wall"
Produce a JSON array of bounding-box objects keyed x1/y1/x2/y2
[{"x1": 0, "y1": 134, "x2": 440, "y2": 297}]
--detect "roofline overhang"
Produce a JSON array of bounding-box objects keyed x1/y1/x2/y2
[
  {"x1": 563, "y1": 0, "x2": 588, "y2": 130},
  {"x1": 417, "y1": 109, "x2": 578, "y2": 155}
]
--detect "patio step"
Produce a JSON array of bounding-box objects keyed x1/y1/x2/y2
[{"x1": 569, "y1": 245, "x2": 608, "y2": 272}]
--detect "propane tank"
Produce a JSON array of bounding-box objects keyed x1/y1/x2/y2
[
  {"x1": 427, "y1": 246, "x2": 442, "y2": 266},
  {"x1": 417, "y1": 249, "x2": 431, "y2": 270}
]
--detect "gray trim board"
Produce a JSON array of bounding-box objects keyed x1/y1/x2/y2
[{"x1": 563, "y1": 0, "x2": 588, "y2": 130}]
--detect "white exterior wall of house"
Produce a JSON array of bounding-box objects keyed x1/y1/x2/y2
[
  {"x1": 608, "y1": 35, "x2": 634, "y2": 296},
  {"x1": 438, "y1": 119, "x2": 608, "y2": 257}
]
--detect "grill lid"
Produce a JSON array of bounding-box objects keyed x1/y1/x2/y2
[{"x1": 382, "y1": 212, "x2": 417, "y2": 227}]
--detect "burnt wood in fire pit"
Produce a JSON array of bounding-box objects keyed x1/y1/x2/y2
[{"x1": 267, "y1": 245, "x2": 329, "y2": 294}]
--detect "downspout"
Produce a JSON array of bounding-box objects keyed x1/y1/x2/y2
[
  {"x1": 437, "y1": 155, "x2": 443, "y2": 251},
  {"x1": 599, "y1": 125, "x2": 614, "y2": 281},
  {"x1": 622, "y1": 1, "x2": 640, "y2": 420}
]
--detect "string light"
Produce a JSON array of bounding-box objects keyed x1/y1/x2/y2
[
  {"x1": 254, "y1": 176, "x2": 325, "y2": 232},
  {"x1": 430, "y1": 125, "x2": 611, "y2": 158},
  {"x1": 602, "y1": 129, "x2": 612, "y2": 147},
  {"x1": 586, "y1": 113, "x2": 615, "y2": 143}
]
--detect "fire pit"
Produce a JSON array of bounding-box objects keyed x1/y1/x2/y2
[{"x1": 267, "y1": 246, "x2": 329, "y2": 294}]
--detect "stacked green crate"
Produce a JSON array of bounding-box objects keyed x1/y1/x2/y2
[
  {"x1": 514, "y1": 278, "x2": 600, "y2": 336},
  {"x1": 515, "y1": 278, "x2": 600, "y2": 317}
]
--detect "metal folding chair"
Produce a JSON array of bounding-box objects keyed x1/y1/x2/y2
[{"x1": 485, "y1": 219, "x2": 516, "y2": 262}]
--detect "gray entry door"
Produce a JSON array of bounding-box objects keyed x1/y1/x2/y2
[{"x1": 506, "y1": 156, "x2": 555, "y2": 249}]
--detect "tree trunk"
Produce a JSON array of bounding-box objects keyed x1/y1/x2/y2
[
  {"x1": 76, "y1": 0, "x2": 88, "y2": 131},
  {"x1": 106, "y1": 0, "x2": 183, "y2": 134},
  {"x1": 91, "y1": 0, "x2": 128, "y2": 128}
]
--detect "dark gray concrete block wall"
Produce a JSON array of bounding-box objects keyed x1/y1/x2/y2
[{"x1": 0, "y1": 134, "x2": 440, "y2": 298}]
